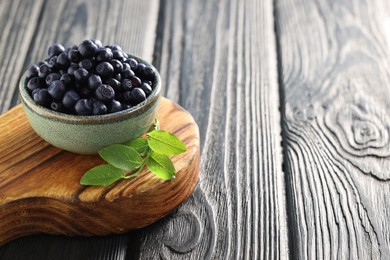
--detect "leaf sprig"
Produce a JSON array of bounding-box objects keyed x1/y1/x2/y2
[{"x1": 80, "y1": 119, "x2": 187, "y2": 186}]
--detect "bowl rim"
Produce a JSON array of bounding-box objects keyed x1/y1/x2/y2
[{"x1": 19, "y1": 54, "x2": 161, "y2": 123}]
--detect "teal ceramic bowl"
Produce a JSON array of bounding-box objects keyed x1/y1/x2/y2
[{"x1": 19, "y1": 55, "x2": 161, "y2": 155}]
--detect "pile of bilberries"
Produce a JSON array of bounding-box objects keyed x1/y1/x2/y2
[{"x1": 25, "y1": 39, "x2": 156, "y2": 115}]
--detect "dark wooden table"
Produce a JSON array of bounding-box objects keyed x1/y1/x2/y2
[{"x1": 0, "y1": 0, "x2": 389, "y2": 259}]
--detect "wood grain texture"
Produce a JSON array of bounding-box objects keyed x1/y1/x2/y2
[
  {"x1": 0, "y1": 0, "x2": 44, "y2": 114},
  {"x1": 276, "y1": 0, "x2": 390, "y2": 258},
  {"x1": 0, "y1": 98, "x2": 199, "y2": 246},
  {"x1": 134, "y1": 0, "x2": 289, "y2": 259}
]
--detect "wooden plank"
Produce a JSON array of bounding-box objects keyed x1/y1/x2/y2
[
  {"x1": 134, "y1": 0, "x2": 289, "y2": 259},
  {"x1": 0, "y1": 0, "x2": 44, "y2": 114},
  {"x1": 0, "y1": 0, "x2": 159, "y2": 259},
  {"x1": 276, "y1": 0, "x2": 390, "y2": 258}
]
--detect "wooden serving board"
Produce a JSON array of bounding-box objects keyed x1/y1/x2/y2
[{"x1": 0, "y1": 97, "x2": 200, "y2": 246}]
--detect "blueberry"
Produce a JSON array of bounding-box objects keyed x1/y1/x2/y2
[
  {"x1": 122, "y1": 63, "x2": 131, "y2": 71},
  {"x1": 121, "y1": 79, "x2": 133, "y2": 91},
  {"x1": 140, "y1": 82, "x2": 152, "y2": 95},
  {"x1": 60, "y1": 73, "x2": 74, "y2": 86},
  {"x1": 62, "y1": 90, "x2": 80, "y2": 109},
  {"x1": 74, "y1": 68, "x2": 89, "y2": 82},
  {"x1": 67, "y1": 63, "x2": 79, "y2": 75},
  {"x1": 121, "y1": 69, "x2": 135, "y2": 79},
  {"x1": 48, "y1": 43, "x2": 66, "y2": 57},
  {"x1": 112, "y1": 50, "x2": 125, "y2": 61},
  {"x1": 126, "y1": 58, "x2": 138, "y2": 70},
  {"x1": 50, "y1": 101, "x2": 65, "y2": 112},
  {"x1": 96, "y1": 62, "x2": 114, "y2": 78},
  {"x1": 121, "y1": 91, "x2": 132, "y2": 102},
  {"x1": 113, "y1": 73, "x2": 122, "y2": 82},
  {"x1": 129, "y1": 87, "x2": 146, "y2": 105},
  {"x1": 46, "y1": 73, "x2": 61, "y2": 85},
  {"x1": 130, "y1": 76, "x2": 142, "y2": 87},
  {"x1": 107, "y1": 100, "x2": 122, "y2": 113},
  {"x1": 78, "y1": 40, "x2": 98, "y2": 58},
  {"x1": 38, "y1": 64, "x2": 51, "y2": 78},
  {"x1": 79, "y1": 59, "x2": 93, "y2": 70},
  {"x1": 105, "y1": 78, "x2": 121, "y2": 91},
  {"x1": 26, "y1": 64, "x2": 39, "y2": 80},
  {"x1": 95, "y1": 84, "x2": 115, "y2": 101},
  {"x1": 91, "y1": 39, "x2": 103, "y2": 48},
  {"x1": 48, "y1": 80, "x2": 67, "y2": 100},
  {"x1": 95, "y1": 48, "x2": 113, "y2": 62},
  {"x1": 92, "y1": 100, "x2": 108, "y2": 115},
  {"x1": 136, "y1": 63, "x2": 146, "y2": 76},
  {"x1": 107, "y1": 44, "x2": 122, "y2": 52},
  {"x1": 33, "y1": 89, "x2": 50, "y2": 106},
  {"x1": 88, "y1": 75, "x2": 102, "y2": 90},
  {"x1": 68, "y1": 49, "x2": 81, "y2": 63},
  {"x1": 32, "y1": 88, "x2": 41, "y2": 97},
  {"x1": 110, "y1": 59, "x2": 123, "y2": 73},
  {"x1": 48, "y1": 56, "x2": 58, "y2": 69},
  {"x1": 75, "y1": 99, "x2": 92, "y2": 115},
  {"x1": 143, "y1": 66, "x2": 155, "y2": 80},
  {"x1": 57, "y1": 52, "x2": 70, "y2": 67},
  {"x1": 27, "y1": 77, "x2": 44, "y2": 91}
]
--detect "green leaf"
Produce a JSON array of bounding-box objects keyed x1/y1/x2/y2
[
  {"x1": 99, "y1": 144, "x2": 142, "y2": 171},
  {"x1": 125, "y1": 138, "x2": 149, "y2": 155},
  {"x1": 146, "y1": 152, "x2": 176, "y2": 180},
  {"x1": 147, "y1": 130, "x2": 187, "y2": 155},
  {"x1": 80, "y1": 164, "x2": 125, "y2": 186}
]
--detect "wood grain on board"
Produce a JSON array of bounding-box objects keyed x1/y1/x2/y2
[
  {"x1": 0, "y1": 98, "x2": 200, "y2": 247},
  {"x1": 135, "y1": 0, "x2": 289, "y2": 259},
  {"x1": 276, "y1": 0, "x2": 390, "y2": 259}
]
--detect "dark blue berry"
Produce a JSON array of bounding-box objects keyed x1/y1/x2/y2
[
  {"x1": 48, "y1": 80, "x2": 67, "y2": 100},
  {"x1": 78, "y1": 40, "x2": 98, "y2": 58},
  {"x1": 95, "y1": 48, "x2": 113, "y2": 62},
  {"x1": 26, "y1": 64, "x2": 39, "y2": 80},
  {"x1": 129, "y1": 87, "x2": 146, "y2": 105},
  {"x1": 92, "y1": 100, "x2": 108, "y2": 115},
  {"x1": 62, "y1": 90, "x2": 80, "y2": 109},
  {"x1": 50, "y1": 101, "x2": 65, "y2": 112},
  {"x1": 60, "y1": 73, "x2": 73, "y2": 86},
  {"x1": 143, "y1": 66, "x2": 155, "y2": 80},
  {"x1": 105, "y1": 78, "x2": 121, "y2": 91},
  {"x1": 75, "y1": 99, "x2": 92, "y2": 115},
  {"x1": 96, "y1": 62, "x2": 114, "y2": 78},
  {"x1": 136, "y1": 63, "x2": 146, "y2": 76},
  {"x1": 121, "y1": 79, "x2": 133, "y2": 91},
  {"x1": 91, "y1": 39, "x2": 103, "y2": 48},
  {"x1": 48, "y1": 56, "x2": 59, "y2": 69},
  {"x1": 57, "y1": 52, "x2": 70, "y2": 67},
  {"x1": 113, "y1": 73, "x2": 122, "y2": 82},
  {"x1": 126, "y1": 58, "x2": 138, "y2": 70},
  {"x1": 68, "y1": 49, "x2": 81, "y2": 63},
  {"x1": 121, "y1": 69, "x2": 135, "y2": 79},
  {"x1": 67, "y1": 63, "x2": 79, "y2": 75},
  {"x1": 46, "y1": 73, "x2": 61, "y2": 85},
  {"x1": 112, "y1": 50, "x2": 125, "y2": 61},
  {"x1": 38, "y1": 64, "x2": 51, "y2": 78},
  {"x1": 110, "y1": 59, "x2": 123, "y2": 73},
  {"x1": 107, "y1": 44, "x2": 122, "y2": 52},
  {"x1": 122, "y1": 63, "x2": 130, "y2": 71},
  {"x1": 79, "y1": 59, "x2": 93, "y2": 70},
  {"x1": 107, "y1": 100, "x2": 122, "y2": 113},
  {"x1": 95, "y1": 84, "x2": 115, "y2": 101},
  {"x1": 130, "y1": 76, "x2": 142, "y2": 87},
  {"x1": 140, "y1": 82, "x2": 152, "y2": 95},
  {"x1": 48, "y1": 43, "x2": 65, "y2": 57},
  {"x1": 88, "y1": 75, "x2": 102, "y2": 90},
  {"x1": 27, "y1": 77, "x2": 44, "y2": 91},
  {"x1": 74, "y1": 68, "x2": 89, "y2": 82},
  {"x1": 33, "y1": 89, "x2": 50, "y2": 106}
]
